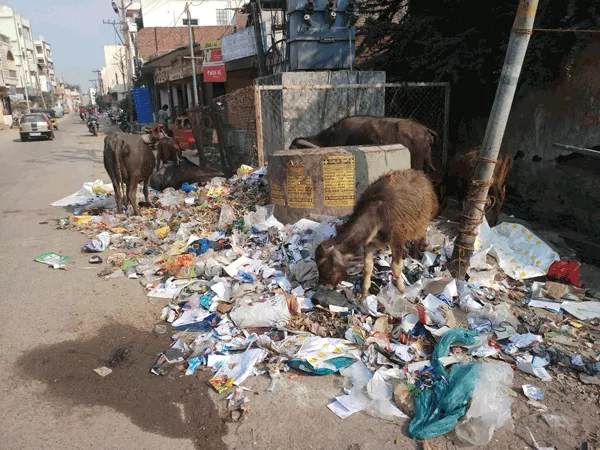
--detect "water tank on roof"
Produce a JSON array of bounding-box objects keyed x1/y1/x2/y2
[{"x1": 286, "y1": 0, "x2": 358, "y2": 71}]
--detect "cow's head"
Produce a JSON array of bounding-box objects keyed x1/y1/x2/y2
[{"x1": 315, "y1": 239, "x2": 347, "y2": 289}]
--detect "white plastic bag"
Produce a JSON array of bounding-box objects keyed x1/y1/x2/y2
[
  {"x1": 244, "y1": 205, "x2": 284, "y2": 231},
  {"x1": 455, "y1": 361, "x2": 514, "y2": 445},
  {"x1": 218, "y1": 204, "x2": 236, "y2": 229},
  {"x1": 230, "y1": 294, "x2": 291, "y2": 328}
]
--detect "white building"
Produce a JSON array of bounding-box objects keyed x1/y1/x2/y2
[
  {"x1": 0, "y1": 6, "x2": 40, "y2": 96},
  {"x1": 140, "y1": 0, "x2": 233, "y2": 28},
  {"x1": 89, "y1": 87, "x2": 97, "y2": 105},
  {"x1": 34, "y1": 35, "x2": 55, "y2": 93},
  {"x1": 103, "y1": 45, "x2": 129, "y2": 93}
]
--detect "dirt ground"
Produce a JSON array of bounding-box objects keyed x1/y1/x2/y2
[{"x1": 0, "y1": 117, "x2": 598, "y2": 450}]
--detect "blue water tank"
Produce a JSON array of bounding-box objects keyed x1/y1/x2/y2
[
  {"x1": 286, "y1": 0, "x2": 357, "y2": 71},
  {"x1": 132, "y1": 87, "x2": 153, "y2": 124}
]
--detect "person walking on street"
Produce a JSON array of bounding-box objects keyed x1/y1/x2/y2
[{"x1": 158, "y1": 105, "x2": 170, "y2": 132}]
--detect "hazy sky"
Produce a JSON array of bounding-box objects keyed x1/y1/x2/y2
[{"x1": 4, "y1": 0, "x2": 121, "y2": 91}]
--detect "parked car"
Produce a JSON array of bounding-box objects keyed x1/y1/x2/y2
[
  {"x1": 53, "y1": 106, "x2": 64, "y2": 118},
  {"x1": 20, "y1": 113, "x2": 55, "y2": 141}
]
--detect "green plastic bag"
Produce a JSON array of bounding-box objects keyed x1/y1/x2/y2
[{"x1": 409, "y1": 328, "x2": 481, "y2": 440}]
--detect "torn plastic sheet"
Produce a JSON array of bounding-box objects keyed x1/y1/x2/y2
[
  {"x1": 471, "y1": 219, "x2": 560, "y2": 280},
  {"x1": 51, "y1": 179, "x2": 114, "y2": 206},
  {"x1": 287, "y1": 336, "x2": 357, "y2": 375},
  {"x1": 208, "y1": 348, "x2": 267, "y2": 393},
  {"x1": 329, "y1": 361, "x2": 407, "y2": 420}
]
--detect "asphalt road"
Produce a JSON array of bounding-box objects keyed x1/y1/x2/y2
[{"x1": 0, "y1": 116, "x2": 197, "y2": 449}]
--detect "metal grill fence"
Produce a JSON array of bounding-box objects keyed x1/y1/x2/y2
[
  {"x1": 187, "y1": 86, "x2": 259, "y2": 175},
  {"x1": 188, "y1": 82, "x2": 450, "y2": 174},
  {"x1": 256, "y1": 82, "x2": 450, "y2": 170}
]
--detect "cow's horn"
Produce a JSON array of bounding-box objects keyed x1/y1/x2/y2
[{"x1": 295, "y1": 139, "x2": 319, "y2": 148}]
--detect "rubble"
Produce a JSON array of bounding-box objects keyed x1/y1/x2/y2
[{"x1": 50, "y1": 167, "x2": 600, "y2": 444}]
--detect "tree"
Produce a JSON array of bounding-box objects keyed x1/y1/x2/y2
[{"x1": 358, "y1": 0, "x2": 600, "y2": 147}]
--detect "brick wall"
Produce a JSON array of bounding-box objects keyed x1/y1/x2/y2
[{"x1": 138, "y1": 26, "x2": 231, "y2": 61}]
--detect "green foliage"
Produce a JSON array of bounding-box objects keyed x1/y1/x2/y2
[{"x1": 358, "y1": 0, "x2": 600, "y2": 122}]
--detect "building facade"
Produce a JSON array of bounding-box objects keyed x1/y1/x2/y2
[
  {"x1": 0, "y1": 6, "x2": 39, "y2": 97},
  {"x1": 0, "y1": 32, "x2": 18, "y2": 125},
  {"x1": 34, "y1": 35, "x2": 56, "y2": 94}
]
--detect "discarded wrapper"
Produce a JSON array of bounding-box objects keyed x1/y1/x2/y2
[{"x1": 93, "y1": 366, "x2": 113, "y2": 377}]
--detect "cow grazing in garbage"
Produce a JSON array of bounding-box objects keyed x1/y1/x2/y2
[
  {"x1": 155, "y1": 137, "x2": 182, "y2": 171},
  {"x1": 315, "y1": 169, "x2": 438, "y2": 296},
  {"x1": 150, "y1": 158, "x2": 224, "y2": 191},
  {"x1": 443, "y1": 149, "x2": 515, "y2": 226},
  {"x1": 290, "y1": 115, "x2": 437, "y2": 173},
  {"x1": 103, "y1": 132, "x2": 155, "y2": 215}
]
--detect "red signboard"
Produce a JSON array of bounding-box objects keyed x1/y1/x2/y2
[
  {"x1": 206, "y1": 48, "x2": 223, "y2": 63},
  {"x1": 203, "y1": 64, "x2": 227, "y2": 83}
]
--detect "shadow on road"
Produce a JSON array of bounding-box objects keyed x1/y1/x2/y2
[{"x1": 17, "y1": 323, "x2": 226, "y2": 449}]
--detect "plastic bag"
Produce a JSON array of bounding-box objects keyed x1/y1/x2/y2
[
  {"x1": 377, "y1": 282, "x2": 416, "y2": 318},
  {"x1": 230, "y1": 294, "x2": 291, "y2": 328},
  {"x1": 159, "y1": 188, "x2": 184, "y2": 208},
  {"x1": 243, "y1": 205, "x2": 284, "y2": 231},
  {"x1": 455, "y1": 361, "x2": 514, "y2": 445},
  {"x1": 218, "y1": 204, "x2": 236, "y2": 229}
]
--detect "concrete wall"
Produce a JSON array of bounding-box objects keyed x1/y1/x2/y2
[
  {"x1": 104, "y1": 45, "x2": 127, "y2": 91},
  {"x1": 140, "y1": 0, "x2": 232, "y2": 28}
]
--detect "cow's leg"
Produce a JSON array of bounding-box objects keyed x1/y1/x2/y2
[
  {"x1": 127, "y1": 179, "x2": 139, "y2": 216},
  {"x1": 391, "y1": 242, "x2": 405, "y2": 293},
  {"x1": 143, "y1": 180, "x2": 150, "y2": 204},
  {"x1": 362, "y1": 245, "x2": 376, "y2": 297}
]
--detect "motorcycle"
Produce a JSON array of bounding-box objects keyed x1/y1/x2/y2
[
  {"x1": 87, "y1": 116, "x2": 99, "y2": 136},
  {"x1": 117, "y1": 111, "x2": 131, "y2": 132},
  {"x1": 108, "y1": 111, "x2": 117, "y2": 125}
]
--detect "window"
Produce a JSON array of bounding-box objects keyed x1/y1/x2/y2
[
  {"x1": 18, "y1": 27, "x2": 22, "y2": 36},
  {"x1": 216, "y1": 9, "x2": 228, "y2": 25},
  {"x1": 23, "y1": 27, "x2": 31, "y2": 41},
  {"x1": 182, "y1": 18, "x2": 198, "y2": 26},
  {"x1": 36, "y1": 45, "x2": 43, "y2": 54}
]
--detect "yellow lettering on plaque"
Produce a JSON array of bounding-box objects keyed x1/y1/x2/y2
[
  {"x1": 285, "y1": 161, "x2": 314, "y2": 208},
  {"x1": 323, "y1": 155, "x2": 355, "y2": 207}
]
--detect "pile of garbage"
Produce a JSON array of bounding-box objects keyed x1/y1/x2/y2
[{"x1": 52, "y1": 166, "x2": 600, "y2": 444}]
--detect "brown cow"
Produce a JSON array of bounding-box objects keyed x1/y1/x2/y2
[
  {"x1": 150, "y1": 158, "x2": 224, "y2": 191},
  {"x1": 104, "y1": 132, "x2": 155, "y2": 215},
  {"x1": 155, "y1": 137, "x2": 182, "y2": 171},
  {"x1": 316, "y1": 169, "x2": 438, "y2": 296},
  {"x1": 290, "y1": 116, "x2": 437, "y2": 172},
  {"x1": 443, "y1": 149, "x2": 515, "y2": 226}
]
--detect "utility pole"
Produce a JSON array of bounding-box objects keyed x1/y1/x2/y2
[
  {"x1": 186, "y1": 2, "x2": 199, "y2": 107},
  {"x1": 250, "y1": 0, "x2": 267, "y2": 77},
  {"x1": 93, "y1": 69, "x2": 104, "y2": 94},
  {"x1": 448, "y1": 0, "x2": 539, "y2": 279},
  {"x1": 120, "y1": 0, "x2": 134, "y2": 125}
]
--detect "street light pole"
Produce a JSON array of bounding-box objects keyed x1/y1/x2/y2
[{"x1": 448, "y1": 0, "x2": 539, "y2": 279}]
